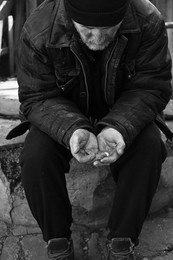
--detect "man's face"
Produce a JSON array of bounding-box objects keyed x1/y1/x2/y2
[{"x1": 73, "y1": 21, "x2": 122, "y2": 51}]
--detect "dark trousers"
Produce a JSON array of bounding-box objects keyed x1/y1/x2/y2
[{"x1": 19, "y1": 123, "x2": 167, "y2": 244}]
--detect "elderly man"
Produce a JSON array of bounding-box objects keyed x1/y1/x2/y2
[{"x1": 15, "y1": 0, "x2": 172, "y2": 259}]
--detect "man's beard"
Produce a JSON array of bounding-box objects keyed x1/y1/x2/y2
[
  {"x1": 80, "y1": 34, "x2": 114, "y2": 51},
  {"x1": 84, "y1": 40, "x2": 111, "y2": 50}
]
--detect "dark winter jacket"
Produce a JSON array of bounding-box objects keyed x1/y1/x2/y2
[{"x1": 16, "y1": 0, "x2": 172, "y2": 148}]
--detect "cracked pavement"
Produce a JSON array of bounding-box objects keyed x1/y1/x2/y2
[{"x1": 1, "y1": 210, "x2": 173, "y2": 260}]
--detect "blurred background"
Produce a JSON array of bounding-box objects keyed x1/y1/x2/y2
[
  {"x1": 0, "y1": 0, "x2": 173, "y2": 79},
  {"x1": 0, "y1": 0, "x2": 44, "y2": 79}
]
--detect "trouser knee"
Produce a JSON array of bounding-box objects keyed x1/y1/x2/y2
[
  {"x1": 135, "y1": 123, "x2": 167, "y2": 159},
  {"x1": 19, "y1": 126, "x2": 71, "y2": 183}
]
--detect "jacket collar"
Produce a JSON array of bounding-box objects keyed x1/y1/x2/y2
[
  {"x1": 119, "y1": 3, "x2": 141, "y2": 34},
  {"x1": 46, "y1": 0, "x2": 75, "y2": 48},
  {"x1": 46, "y1": 0, "x2": 141, "y2": 49}
]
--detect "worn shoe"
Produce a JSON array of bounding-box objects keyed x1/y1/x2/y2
[
  {"x1": 106, "y1": 237, "x2": 136, "y2": 260},
  {"x1": 47, "y1": 238, "x2": 74, "y2": 260}
]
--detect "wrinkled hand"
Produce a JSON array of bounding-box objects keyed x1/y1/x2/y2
[
  {"x1": 93, "y1": 127, "x2": 126, "y2": 167},
  {"x1": 69, "y1": 129, "x2": 98, "y2": 163}
]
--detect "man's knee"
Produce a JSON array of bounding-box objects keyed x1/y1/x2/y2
[
  {"x1": 19, "y1": 126, "x2": 71, "y2": 177},
  {"x1": 136, "y1": 123, "x2": 162, "y2": 149},
  {"x1": 134, "y1": 123, "x2": 167, "y2": 162},
  {"x1": 20, "y1": 128, "x2": 55, "y2": 167}
]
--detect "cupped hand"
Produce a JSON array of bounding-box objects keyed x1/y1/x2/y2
[
  {"x1": 93, "y1": 127, "x2": 126, "y2": 167},
  {"x1": 69, "y1": 129, "x2": 98, "y2": 163}
]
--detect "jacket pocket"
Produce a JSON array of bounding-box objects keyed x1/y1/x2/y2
[
  {"x1": 54, "y1": 64, "x2": 80, "y2": 93},
  {"x1": 55, "y1": 75, "x2": 78, "y2": 93},
  {"x1": 126, "y1": 59, "x2": 136, "y2": 80}
]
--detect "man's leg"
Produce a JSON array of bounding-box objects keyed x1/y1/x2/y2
[
  {"x1": 106, "y1": 123, "x2": 167, "y2": 258},
  {"x1": 20, "y1": 126, "x2": 72, "y2": 242}
]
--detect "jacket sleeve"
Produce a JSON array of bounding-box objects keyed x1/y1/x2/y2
[
  {"x1": 17, "y1": 27, "x2": 93, "y2": 147},
  {"x1": 97, "y1": 19, "x2": 172, "y2": 147}
]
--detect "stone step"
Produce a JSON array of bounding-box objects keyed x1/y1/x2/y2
[
  {"x1": 0, "y1": 78, "x2": 19, "y2": 117},
  {"x1": 0, "y1": 118, "x2": 173, "y2": 227},
  {"x1": 0, "y1": 119, "x2": 26, "y2": 146}
]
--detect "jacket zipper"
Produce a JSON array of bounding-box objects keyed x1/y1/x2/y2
[
  {"x1": 104, "y1": 35, "x2": 128, "y2": 105},
  {"x1": 104, "y1": 42, "x2": 118, "y2": 104},
  {"x1": 71, "y1": 45, "x2": 89, "y2": 115}
]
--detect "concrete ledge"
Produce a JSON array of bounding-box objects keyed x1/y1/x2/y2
[
  {"x1": 0, "y1": 79, "x2": 20, "y2": 117},
  {"x1": 0, "y1": 142, "x2": 113, "y2": 227},
  {"x1": 0, "y1": 121, "x2": 173, "y2": 229}
]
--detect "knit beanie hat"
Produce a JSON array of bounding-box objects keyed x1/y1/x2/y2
[{"x1": 64, "y1": 0, "x2": 130, "y2": 27}]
